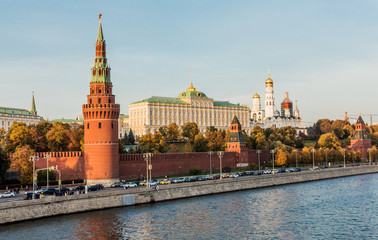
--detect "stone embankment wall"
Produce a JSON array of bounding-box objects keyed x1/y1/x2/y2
[{"x1": 1, "y1": 165, "x2": 376, "y2": 225}]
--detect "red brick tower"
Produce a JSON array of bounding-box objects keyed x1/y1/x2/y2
[
  {"x1": 82, "y1": 14, "x2": 120, "y2": 185},
  {"x1": 350, "y1": 115, "x2": 371, "y2": 160},
  {"x1": 226, "y1": 116, "x2": 249, "y2": 163}
]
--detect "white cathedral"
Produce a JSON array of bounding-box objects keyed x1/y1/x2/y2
[{"x1": 251, "y1": 74, "x2": 305, "y2": 133}]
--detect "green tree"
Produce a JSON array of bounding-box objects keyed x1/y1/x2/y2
[
  {"x1": 128, "y1": 129, "x2": 135, "y2": 145},
  {"x1": 315, "y1": 119, "x2": 332, "y2": 135},
  {"x1": 46, "y1": 122, "x2": 70, "y2": 152},
  {"x1": 0, "y1": 147, "x2": 9, "y2": 183},
  {"x1": 37, "y1": 169, "x2": 56, "y2": 183},
  {"x1": 122, "y1": 131, "x2": 129, "y2": 145},
  {"x1": 154, "y1": 132, "x2": 168, "y2": 153},
  {"x1": 189, "y1": 166, "x2": 202, "y2": 175},
  {"x1": 10, "y1": 145, "x2": 35, "y2": 184},
  {"x1": 158, "y1": 126, "x2": 168, "y2": 138},
  {"x1": 193, "y1": 133, "x2": 208, "y2": 152},
  {"x1": 181, "y1": 122, "x2": 200, "y2": 142}
]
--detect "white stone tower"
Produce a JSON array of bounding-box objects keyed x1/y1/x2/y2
[
  {"x1": 251, "y1": 92, "x2": 264, "y2": 122},
  {"x1": 264, "y1": 73, "x2": 275, "y2": 118}
]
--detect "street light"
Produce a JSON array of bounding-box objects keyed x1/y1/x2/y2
[
  {"x1": 257, "y1": 150, "x2": 261, "y2": 171},
  {"x1": 295, "y1": 149, "x2": 298, "y2": 168},
  {"x1": 311, "y1": 148, "x2": 315, "y2": 170},
  {"x1": 50, "y1": 165, "x2": 61, "y2": 190},
  {"x1": 143, "y1": 153, "x2": 152, "y2": 188},
  {"x1": 217, "y1": 151, "x2": 224, "y2": 180},
  {"x1": 343, "y1": 148, "x2": 346, "y2": 168},
  {"x1": 270, "y1": 150, "x2": 275, "y2": 174},
  {"x1": 28, "y1": 155, "x2": 39, "y2": 200},
  {"x1": 209, "y1": 151, "x2": 213, "y2": 174},
  {"x1": 325, "y1": 149, "x2": 329, "y2": 167},
  {"x1": 45, "y1": 154, "x2": 51, "y2": 189}
]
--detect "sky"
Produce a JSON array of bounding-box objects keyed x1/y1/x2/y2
[{"x1": 1, "y1": 0, "x2": 378, "y2": 125}]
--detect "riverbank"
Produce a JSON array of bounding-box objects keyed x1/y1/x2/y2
[{"x1": 1, "y1": 165, "x2": 377, "y2": 225}]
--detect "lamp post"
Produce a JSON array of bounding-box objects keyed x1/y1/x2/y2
[
  {"x1": 295, "y1": 149, "x2": 298, "y2": 168},
  {"x1": 217, "y1": 151, "x2": 224, "y2": 180},
  {"x1": 311, "y1": 148, "x2": 315, "y2": 170},
  {"x1": 351, "y1": 148, "x2": 355, "y2": 165},
  {"x1": 343, "y1": 148, "x2": 346, "y2": 168},
  {"x1": 143, "y1": 153, "x2": 152, "y2": 188},
  {"x1": 368, "y1": 148, "x2": 372, "y2": 165},
  {"x1": 257, "y1": 150, "x2": 261, "y2": 171},
  {"x1": 51, "y1": 165, "x2": 61, "y2": 190},
  {"x1": 45, "y1": 154, "x2": 51, "y2": 189},
  {"x1": 28, "y1": 155, "x2": 39, "y2": 200},
  {"x1": 209, "y1": 151, "x2": 213, "y2": 174},
  {"x1": 325, "y1": 149, "x2": 328, "y2": 167},
  {"x1": 270, "y1": 150, "x2": 275, "y2": 174}
]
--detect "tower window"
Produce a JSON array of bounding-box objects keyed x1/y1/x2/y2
[
  {"x1": 99, "y1": 122, "x2": 102, "y2": 129},
  {"x1": 112, "y1": 122, "x2": 114, "y2": 129},
  {"x1": 99, "y1": 89, "x2": 102, "y2": 94},
  {"x1": 92, "y1": 90, "x2": 94, "y2": 94},
  {"x1": 92, "y1": 69, "x2": 96, "y2": 76},
  {"x1": 98, "y1": 98, "x2": 101, "y2": 104},
  {"x1": 90, "y1": 99, "x2": 92, "y2": 104},
  {"x1": 87, "y1": 123, "x2": 89, "y2": 129},
  {"x1": 109, "y1": 99, "x2": 111, "y2": 103},
  {"x1": 107, "y1": 89, "x2": 109, "y2": 94}
]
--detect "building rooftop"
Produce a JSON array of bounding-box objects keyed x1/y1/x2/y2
[{"x1": 0, "y1": 106, "x2": 41, "y2": 118}]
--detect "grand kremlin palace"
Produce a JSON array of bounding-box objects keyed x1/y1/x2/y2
[{"x1": 122, "y1": 82, "x2": 252, "y2": 137}]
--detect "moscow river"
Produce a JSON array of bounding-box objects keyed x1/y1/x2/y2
[{"x1": 0, "y1": 173, "x2": 377, "y2": 240}]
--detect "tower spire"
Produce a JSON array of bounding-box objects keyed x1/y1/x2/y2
[
  {"x1": 31, "y1": 91, "x2": 37, "y2": 115},
  {"x1": 97, "y1": 13, "x2": 104, "y2": 42}
]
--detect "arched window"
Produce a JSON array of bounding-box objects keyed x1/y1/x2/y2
[
  {"x1": 87, "y1": 123, "x2": 89, "y2": 129},
  {"x1": 92, "y1": 69, "x2": 96, "y2": 76},
  {"x1": 89, "y1": 99, "x2": 92, "y2": 104},
  {"x1": 99, "y1": 89, "x2": 102, "y2": 94},
  {"x1": 99, "y1": 69, "x2": 102, "y2": 76},
  {"x1": 99, "y1": 122, "x2": 102, "y2": 129},
  {"x1": 98, "y1": 98, "x2": 101, "y2": 104},
  {"x1": 109, "y1": 99, "x2": 111, "y2": 103}
]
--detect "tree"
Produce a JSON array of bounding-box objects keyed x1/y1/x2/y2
[
  {"x1": 189, "y1": 166, "x2": 202, "y2": 175},
  {"x1": 29, "y1": 126, "x2": 48, "y2": 152},
  {"x1": 181, "y1": 122, "x2": 199, "y2": 142},
  {"x1": 10, "y1": 145, "x2": 35, "y2": 184},
  {"x1": 169, "y1": 144, "x2": 179, "y2": 153},
  {"x1": 193, "y1": 133, "x2": 208, "y2": 152},
  {"x1": 275, "y1": 149, "x2": 288, "y2": 166},
  {"x1": 138, "y1": 133, "x2": 155, "y2": 153},
  {"x1": 154, "y1": 132, "x2": 168, "y2": 153},
  {"x1": 167, "y1": 123, "x2": 180, "y2": 141},
  {"x1": 122, "y1": 131, "x2": 129, "y2": 145},
  {"x1": 315, "y1": 119, "x2": 332, "y2": 135},
  {"x1": 128, "y1": 129, "x2": 135, "y2": 145},
  {"x1": 37, "y1": 169, "x2": 56, "y2": 183},
  {"x1": 255, "y1": 132, "x2": 267, "y2": 149},
  {"x1": 158, "y1": 126, "x2": 168, "y2": 138},
  {"x1": 4, "y1": 122, "x2": 32, "y2": 153},
  {"x1": 206, "y1": 129, "x2": 226, "y2": 151},
  {"x1": 66, "y1": 127, "x2": 83, "y2": 151},
  {"x1": 0, "y1": 147, "x2": 9, "y2": 183},
  {"x1": 184, "y1": 141, "x2": 193, "y2": 152},
  {"x1": 331, "y1": 120, "x2": 348, "y2": 139},
  {"x1": 318, "y1": 133, "x2": 340, "y2": 149},
  {"x1": 0, "y1": 128, "x2": 6, "y2": 147},
  {"x1": 46, "y1": 122, "x2": 70, "y2": 152}
]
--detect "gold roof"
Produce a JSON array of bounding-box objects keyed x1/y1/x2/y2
[
  {"x1": 253, "y1": 92, "x2": 260, "y2": 99},
  {"x1": 265, "y1": 73, "x2": 273, "y2": 85},
  {"x1": 186, "y1": 82, "x2": 197, "y2": 92}
]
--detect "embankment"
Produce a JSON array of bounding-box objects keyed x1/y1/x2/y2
[{"x1": 1, "y1": 165, "x2": 377, "y2": 225}]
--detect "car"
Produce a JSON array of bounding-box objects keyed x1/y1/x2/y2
[
  {"x1": 73, "y1": 186, "x2": 85, "y2": 191},
  {"x1": 24, "y1": 192, "x2": 40, "y2": 200},
  {"x1": 139, "y1": 181, "x2": 147, "y2": 186},
  {"x1": 288, "y1": 168, "x2": 296, "y2": 172},
  {"x1": 0, "y1": 192, "x2": 16, "y2": 198},
  {"x1": 278, "y1": 168, "x2": 287, "y2": 173},
  {"x1": 322, "y1": 165, "x2": 329, "y2": 169},
  {"x1": 263, "y1": 169, "x2": 272, "y2": 174},
  {"x1": 338, "y1": 165, "x2": 343, "y2": 168},
  {"x1": 309, "y1": 166, "x2": 319, "y2": 171},
  {"x1": 272, "y1": 169, "x2": 278, "y2": 174},
  {"x1": 295, "y1": 168, "x2": 302, "y2": 172},
  {"x1": 255, "y1": 170, "x2": 264, "y2": 175},
  {"x1": 42, "y1": 189, "x2": 57, "y2": 195},
  {"x1": 55, "y1": 188, "x2": 74, "y2": 196},
  {"x1": 111, "y1": 182, "x2": 124, "y2": 188},
  {"x1": 88, "y1": 185, "x2": 103, "y2": 191},
  {"x1": 205, "y1": 175, "x2": 215, "y2": 180},
  {"x1": 148, "y1": 181, "x2": 157, "y2": 186},
  {"x1": 222, "y1": 173, "x2": 230, "y2": 178},
  {"x1": 177, "y1": 177, "x2": 186, "y2": 183},
  {"x1": 124, "y1": 182, "x2": 138, "y2": 188},
  {"x1": 230, "y1": 173, "x2": 239, "y2": 178},
  {"x1": 159, "y1": 179, "x2": 171, "y2": 184},
  {"x1": 196, "y1": 176, "x2": 206, "y2": 181}
]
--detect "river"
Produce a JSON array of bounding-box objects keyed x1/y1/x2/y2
[{"x1": 0, "y1": 173, "x2": 377, "y2": 239}]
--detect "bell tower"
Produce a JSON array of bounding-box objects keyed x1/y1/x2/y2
[{"x1": 82, "y1": 14, "x2": 120, "y2": 185}]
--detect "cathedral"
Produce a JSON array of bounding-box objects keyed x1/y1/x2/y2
[{"x1": 251, "y1": 73, "x2": 305, "y2": 133}]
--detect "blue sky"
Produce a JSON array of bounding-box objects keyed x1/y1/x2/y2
[{"x1": 1, "y1": 0, "x2": 378, "y2": 125}]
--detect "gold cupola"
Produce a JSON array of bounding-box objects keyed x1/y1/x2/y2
[
  {"x1": 265, "y1": 73, "x2": 273, "y2": 87},
  {"x1": 186, "y1": 81, "x2": 197, "y2": 92},
  {"x1": 253, "y1": 92, "x2": 260, "y2": 99}
]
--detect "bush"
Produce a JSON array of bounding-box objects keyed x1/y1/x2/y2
[
  {"x1": 189, "y1": 166, "x2": 203, "y2": 175},
  {"x1": 222, "y1": 167, "x2": 232, "y2": 173},
  {"x1": 246, "y1": 163, "x2": 258, "y2": 170}
]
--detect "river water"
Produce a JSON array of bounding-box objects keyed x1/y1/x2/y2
[{"x1": 0, "y1": 174, "x2": 377, "y2": 240}]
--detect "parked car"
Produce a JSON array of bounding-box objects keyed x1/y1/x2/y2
[
  {"x1": 230, "y1": 173, "x2": 239, "y2": 178},
  {"x1": 148, "y1": 181, "x2": 157, "y2": 186},
  {"x1": 111, "y1": 182, "x2": 124, "y2": 188},
  {"x1": 263, "y1": 169, "x2": 272, "y2": 174},
  {"x1": 338, "y1": 165, "x2": 343, "y2": 167},
  {"x1": 288, "y1": 168, "x2": 296, "y2": 172},
  {"x1": 24, "y1": 192, "x2": 40, "y2": 200},
  {"x1": 278, "y1": 168, "x2": 287, "y2": 173},
  {"x1": 0, "y1": 192, "x2": 16, "y2": 198},
  {"x1": 159, "y1": 179, "x2": 171, "y2": 184},
  {"x1": 255, "y1": 170, "x2": 264, "y2": 175},
  {"x1": 73, "y1": 186, "x2": 85, "y2": 191},
  {"x1": 124, "y1": 182, "x2": 138, "y2": 188},
  {"x1": 322, "y1": 165, "x2": 329, "y2": 169},
  {"x1": 309, "y1": 166, "x2": 319, "y2": 171},
  {"x1": 295, "y1": 168, "x2": 302, "y2": 172},
  {"x1": 42, "y1": 189, "x2": 57, "y2": 195},
  {"x1": 177, "y1": 177, "x2": 186, "y2": 183},
  {"x1": 88, "y1": 185, "x2": 103, "y2": 191},
  {"x1": 272, "y1": 169, "x2": 278, "y2": 174}
]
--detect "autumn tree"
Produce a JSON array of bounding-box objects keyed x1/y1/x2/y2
[
  {"x1": 10, "y1": 145, "x2": 35, "y2": 184},
  {"x1": 205, "y1": 129, "x2": 225, "y2": 151},
  {"x1": 275, "y1": 149, "x2": 288, "y2": 166},
  {"x1": 4, "y1": 122, "x2": 32, "y2": 153},
  {"x1": 181, "y1": 122, "x2": 200, "y2": 142},
  {"x1": 46, "y1": 122, "x2": 70, "y2": 152},
  {"x1": 167, "y1": 123, "x2": 180, "y2": 141},
  {"x1": 315, "y1": 119, "x2": 332, "y2": 135},
  {"x1": 169, "y1": 144, "x2": 179, "y2": 153},
  {"x1": 138, "y1": 132, "x2": 167, "y2": 153},
  {"x1": 158, "y1": 126, "x2": 168, "y2": 138},
  {"x1": 154, "y1": 132, "x2": 168, "y2": 153},
  {"x1": 318, "y1": 133, "x2": 340, "y2": 149}
]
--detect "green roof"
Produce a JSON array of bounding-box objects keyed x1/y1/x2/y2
[
  {"x1": 0, "y1": 107, "x2": 40, "y2": 117},
  {"x1": 119, "y1": 115, "x2": 129, "y2": 119},
  {"x1": 178, "y1": 90, "x2": 208, "y2": 99},
  {"x1": 48, "y1": 118, "x2": 83, "y2": 123},
  {"x1": 213, "y1": 101, "x2": 248, "y2": 108},
  {"x1": 97, "y1": 19, "x2": 104, "y2": 42},
  {"x1": 132, "y1": 96, "x2": 189, "y2": 105}
]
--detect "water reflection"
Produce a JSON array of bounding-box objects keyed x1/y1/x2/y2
[{"x1": 0, "y1": 174, "x2": 377, "y2": 239}]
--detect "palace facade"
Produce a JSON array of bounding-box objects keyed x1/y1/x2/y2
[
  {"x1": 128, "y1": 83, "x2": 252, "y2": 137},
  {"x1": 0, "y1": 93, "x2": 44, "y2": 132}
]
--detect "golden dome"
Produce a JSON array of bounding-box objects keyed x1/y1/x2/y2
[
  {"x1": 265, "y1": 74, "x2": 273, "y2": 85},
  {"x1": 186, "y1": 81, "x2": 197, "y2": 92},
  {"x1": 253, "y1": 92, "x2": 260, "y2": 99}
]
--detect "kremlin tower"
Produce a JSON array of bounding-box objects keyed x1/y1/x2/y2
[
  {"x1": 281, "y1": 92, "x2": 293, "y2": 117},
  {"x1": 264, "y1": 73, "x2": 275, "y2": 118},
  {"x1": 82, "y1": 14, "x2": 120, "y2": 185}
]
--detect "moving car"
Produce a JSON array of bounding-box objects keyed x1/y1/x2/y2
[{"x1": 0, "y1": 192, "x2": 16, "y2": 198}]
